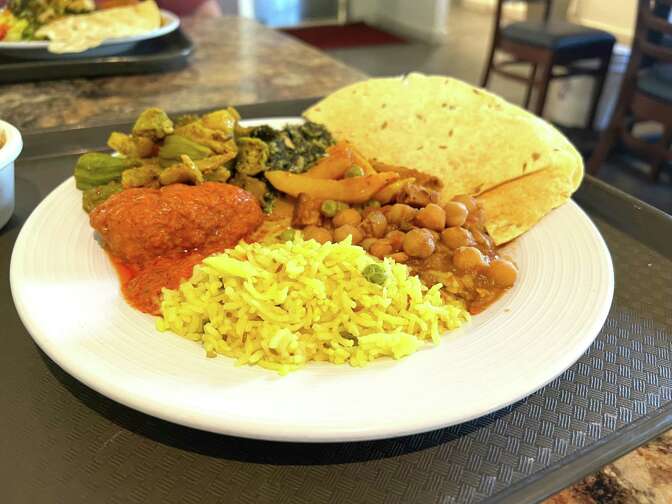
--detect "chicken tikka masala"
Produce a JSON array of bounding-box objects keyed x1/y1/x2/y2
[{"x1": 90, "y1": 183, "x2": 263, "y2": 313}]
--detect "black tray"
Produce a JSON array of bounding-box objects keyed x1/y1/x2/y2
[
  {"x1": 3, "y1": 99, "x2": 672, "y2": 504},
  {"x1": 0, "y1": 29, "x2": 193, "y2": 84}
]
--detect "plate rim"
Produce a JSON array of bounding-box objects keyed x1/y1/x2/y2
[{"x1": 10, "y1": 118, "x2": 615, "y2": 442}]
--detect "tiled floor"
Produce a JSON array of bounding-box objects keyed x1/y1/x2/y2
[{"x1": 323, "y1": 6, "x2": 672, "y2": 215}]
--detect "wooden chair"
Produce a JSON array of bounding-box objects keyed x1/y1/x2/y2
[
  {"x1": 481, "y1": 0, "x2": 616, "y2": 128},
  {"x1": 588, "y1": 0, "x2": 672, "y2": 181}
]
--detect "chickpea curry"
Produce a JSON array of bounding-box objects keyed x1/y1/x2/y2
[
  {"x1": 252, "y1": 140, "x2": 518, "y2": 314},
  {"x1": 268, "y1": 158, "x2": 517, "y2": 315}
]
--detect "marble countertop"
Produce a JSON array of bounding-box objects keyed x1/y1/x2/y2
[
  {"x1": 0, "y1": 16, "x2": 366, "y2": 133},
  {"x1": 1, "y1": 14, "x2": 669, "y2": 501},
  {"x1": 546, "y1": 430, "x2": 672, "y2": 503}
]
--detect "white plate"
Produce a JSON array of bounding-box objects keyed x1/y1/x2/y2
[
  {"x1": 0, "y1": 10, "x2": 179, "y2": 59},
  {"x1": 10, "y1": 117, "x2": 614, "y2": 442}
]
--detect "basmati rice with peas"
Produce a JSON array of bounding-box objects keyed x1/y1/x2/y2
[{"x1": 156, "y1": 236, "x2": 469, "y2": 374}]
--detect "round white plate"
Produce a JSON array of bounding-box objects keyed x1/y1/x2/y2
[
  {"x1": 0, "y1": 10, "x2": 179, "y2": 59},
  {"x1": 10, "y1": 118, "x2": 614, "y2": 442}
]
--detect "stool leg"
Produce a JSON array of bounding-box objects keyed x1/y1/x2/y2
[
  {"x1": 480, "y1": 40, "x2": 497, "y2": 88},
  {"x1": 586, "y1": 48, "x2": 613, "y2": 130},
  {"x1": 523, "y1": 64, "x2": 537, "y2": 110},
  {"x1": 534, "y1": 62, "x2": 553, "y2": 118},
  {"x1": 649, "y1": 125, "x2": 672, "y2": 181},
  {"x1": 588, "y1": 103, "x2": 628, "y2": 175}
]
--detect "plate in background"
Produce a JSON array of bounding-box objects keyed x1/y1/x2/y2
[{"x1": 0, "y1": 10, "x2": 179, "y2": 60}]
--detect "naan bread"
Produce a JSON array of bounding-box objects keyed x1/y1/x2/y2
[
  {"x1": 304, "y1": 73, "x2": 583, "y2": 244},
  {"x1": 36, "y1": 0, "x2": 161, "y2": 54}
]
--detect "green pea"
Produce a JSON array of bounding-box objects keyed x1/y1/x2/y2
[
  {"x1": 320, "y1": 200, "x2": 339, "y2": 217},
  {"x1": 321, "y1": 200, "x2": 349, "y2": 217},
  {"x1": 362, "y1": 263, "x2": 387, "y2": 285},
  {"x1": 278, "y1": 229, "x2": 297, "y2": 241},
  {"x1": 345, "y1": 165, "x2": 365, "y2": 178},
  {"x1": 365, "y1": 199, "x2": 381, "y2": 209}
]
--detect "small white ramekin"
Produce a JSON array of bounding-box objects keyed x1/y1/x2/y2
[{"x1": 0, "y1": 120, "x2": 22, "y2": 230}]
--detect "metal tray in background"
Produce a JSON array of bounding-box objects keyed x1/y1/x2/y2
[
  {"x1": 0, "y1": 29, "x2": 193, "y2": 84},
  {"x1": 2, "y1": 99, "x2": 672, "y2": 504}
]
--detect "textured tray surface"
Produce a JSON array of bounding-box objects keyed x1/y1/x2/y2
[{"x1": 2, "y1": 104, "x2": 671, "y2": 503}]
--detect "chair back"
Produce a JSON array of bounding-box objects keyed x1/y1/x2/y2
[
  {"x1": 635, "y1": 0, "x2": 672, "y2": 65},
  {"x1": 492, "y1": 0, "x2": 554, "y2": 32}
]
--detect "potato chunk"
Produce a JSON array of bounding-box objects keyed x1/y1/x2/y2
[{"x1": 266, "y1": 171, "x2": 399, "y2": 204}]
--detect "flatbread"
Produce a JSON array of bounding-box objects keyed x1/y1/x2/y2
[
  {"x1": 477, "y1": 164, "x2": 580, "y2": 244},
  {"x1": 36, "y1": 0, "x2": 161, "y2": 54},
  {"x1": 304, "y1": 73, "x2": 583, "y2": 244}
]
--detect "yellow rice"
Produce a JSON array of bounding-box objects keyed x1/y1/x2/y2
[{"x1": 157, "y1": 236, "x2": 469, "y2": 374}]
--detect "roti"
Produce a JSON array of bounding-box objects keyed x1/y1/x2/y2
[
  {"x1": 36, "y1": 0, "x2": 161, "y2": 54},
  {"x1": 304, "y1": 73, "x2": 584, "y2": 244}
]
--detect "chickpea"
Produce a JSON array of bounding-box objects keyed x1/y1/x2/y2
[
  {"x1": 402, "y1": 228, "x2": 436, "y2": 258},
  {"x1": 443, "y1": 201, "x2": 469, "y2": 227},
  {"x1": 333, "y1": 208, "x2": 362, "y2": 227},
  {"x1": 360, "y1": 205, "x2": 379, "y2": 218},
  {"x1": 333, "y1": 224, "x2": 364, "y2": 244},
  {"x1": 360, "y1": 237, "x2": 377, "y2": 251},
  {"x1": 387, "y1": 204, "x2": 417, "y2": 225},
  {"x1": 414, "y1": 203, "x2": 446, "y2": 231},
  {"x1": 441, "y1": 227, "x2": 474, "y2": 249},
  {"x1": 385, "y1": 230, "x2": 406, "y2": 251},
  {"x1": 361, "y1": 211, "x2": 388, "y2": 238},
  {"x1": 452, "y1": 195, "x2": 478, "y2": 214},
  {"x1": 303, "y1": 225, "x2": 332, "y2": 244},
  {"x1": 487, "y1": 258, "x2": 518, "y2": 288},
  {"x1": 453, "y1": 246, "x2": 488, "y2": 271},
  {"x1": 389, "y1": 252, "x2": 409, "y2": 263},
  {"x1": 369, "y1": 239, "x2": 394, "y2": 259}
]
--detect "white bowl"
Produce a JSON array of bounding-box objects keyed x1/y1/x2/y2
[{"x1": 0, "y1": 120, "x2": 22, "y2": 230}]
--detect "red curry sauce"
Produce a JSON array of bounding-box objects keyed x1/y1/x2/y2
[
  {"x1": 90, "y1": 183, "x2": 264, "y2": 314},
  {"x1": 109, "y1": 252, "x2": 209, "y2": 314}
]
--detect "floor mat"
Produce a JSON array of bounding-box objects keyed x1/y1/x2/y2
[{"x1": 281, "y1": 22, "x2": 407, "y2": 50}]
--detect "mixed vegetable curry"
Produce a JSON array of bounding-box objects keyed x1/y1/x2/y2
[{"x1": 74, "y1": 107, "x2": 517, "y2": 316}]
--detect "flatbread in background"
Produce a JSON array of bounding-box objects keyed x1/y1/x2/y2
[
  {"x1": 304, "y1": 73, "x2": 584, "y2": 245},
  {"x1": 36, "y1": 0, "x2": 161, "y2": 54}
]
